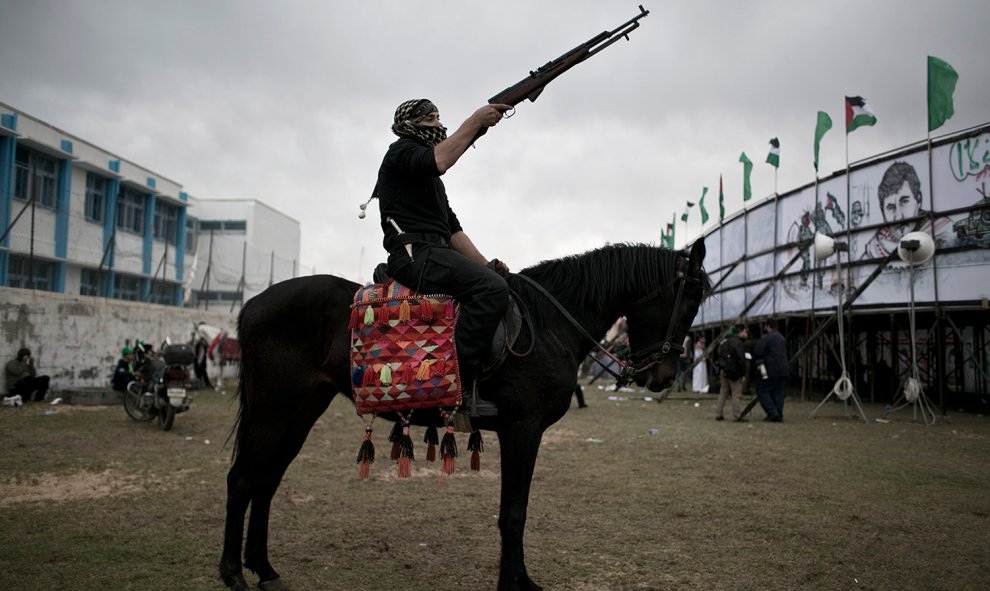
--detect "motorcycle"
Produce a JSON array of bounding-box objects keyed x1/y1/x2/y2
[{"x1": 122, "y1": 339, "x2": 194, "y2": 431}]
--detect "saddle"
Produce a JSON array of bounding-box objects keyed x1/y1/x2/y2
[
  {"x1": 348, "y1": 270, "x2": 521, "y2": 479},
  {"x1": 349, "y1": 269, "x2": 521, "y2": 413}
]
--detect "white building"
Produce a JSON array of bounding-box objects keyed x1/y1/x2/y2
[
  {"x1": 186, "y1": 198, "x2": 300, "y2": 309},
  {"x1": 1, "y1": 101, "x2": 300, "y2": 311}
]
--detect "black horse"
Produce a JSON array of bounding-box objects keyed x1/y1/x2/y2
[{"x1": 220, "y1": 239, "x2": 709, "y2": 591}]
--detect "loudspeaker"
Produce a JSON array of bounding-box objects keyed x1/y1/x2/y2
[
  {"x1": 813, "y1": 233, "x2": 847, "y2": 261},
  {"x1": 897, "y1": 231, "x2": 935, "y2": 265}
]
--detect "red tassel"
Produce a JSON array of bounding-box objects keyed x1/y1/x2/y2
[
  {"x1": 468, "y1": 430, "x2": 484, "y2": 472},
  {"x1": 375, "y1": 304, "x2": 390, "y2": 326},
  {"x1": 396, "y1": 425, "x2": 414, "y2": 479},
  {"x1": 361, "y1": 365, "x2": 376, "y2": 387},
  {"x1": 348, "y1": 307, "x2": 361, "y2": 329},
  {"x1": 432, "y1": 358, "x2": 446, "y2": 377},
  {"x1": 420, "y1": 300, "x2": 434, "y2": 322},
  {"x1": 356, "y1": 426, "x2": 375, "y2": 480},
  {"x1": 440, "y1": 425, "x2": 458, "y2": 475},
  {"x1": 424, "y1": 425, "x2": 439, "y2": 463},
  {"x1": 396, "y1": 363, "x2": 412, "y2": 385},
  {"x1": 444, "y1": 300, "x2": 455, "y2": 319}
]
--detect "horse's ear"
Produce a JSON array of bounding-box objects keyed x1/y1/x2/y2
[{"x1": 688, "y1": 237, "x2": 706, "y2": 273}]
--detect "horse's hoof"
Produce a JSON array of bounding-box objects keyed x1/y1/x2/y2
[{"x1": 258, "y1": 577, "x2": 291, "y2": 591}]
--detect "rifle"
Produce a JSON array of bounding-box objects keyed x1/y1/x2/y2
[{"x1": 475, "y1": 5, "x2": 650, "y2": 141}]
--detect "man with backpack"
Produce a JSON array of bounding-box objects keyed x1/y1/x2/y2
[{"x1": 715, "y1": 325, "x2": 748, "y2": 421}]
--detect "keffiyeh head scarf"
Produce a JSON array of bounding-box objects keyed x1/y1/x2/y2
[{"x1": 392, "y1": 99, "x2": 447, "y2": 147}]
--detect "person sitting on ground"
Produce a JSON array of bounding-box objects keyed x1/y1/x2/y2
[
  {"x1": 112, "y1": 347, "x2": 137, "y2": 392},
  {"x1": 5, "y1": 347, "x2": 50, "y2": 402}
]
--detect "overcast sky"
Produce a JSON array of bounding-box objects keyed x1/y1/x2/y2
[{"x1": 2, "y1": 0, "x2": 988, "y2": 282}]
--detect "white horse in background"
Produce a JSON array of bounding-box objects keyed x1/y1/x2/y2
[{"x1": 192, "y1": 322, "x2": 238, "y2": 391}]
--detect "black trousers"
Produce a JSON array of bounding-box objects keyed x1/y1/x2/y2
[
  {"x1": 387, "y1": 244, "x2": 508, "y2": 372},
  {"x1": 10, "y1": 375, "x2": 50, "y2": 402}
]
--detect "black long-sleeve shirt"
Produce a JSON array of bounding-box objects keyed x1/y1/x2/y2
[{"x1": 376, "y1": 138, "x2": 463, "y2": 251}]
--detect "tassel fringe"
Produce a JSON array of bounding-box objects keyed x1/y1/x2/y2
[
  {"x1": 424, "y1": 425, "x2": 439, "y2": 463},
  {"x1": 398, "y1": 300, "x2": 411, "y2": 321},
  {"x1": 388, "y1": 420, "x2": 403, "y2": 461},
  {"x1": 468, "y1": 430, "x2": 484, "y2": 472},
  {"x1": 356, "y1": 426, "x2": 375, "y2": 480},
  {"x1": 349, "y1": 307, "x2": 361, "y2": 329},
  {"x1": 396, "y1": 424, "x2": 414, "y2": 479},
  {"x1": 379, "y1": 364, "x2": 392, "y2": 386},
  {"x1": 363, "y1": 306, "x2": 375, "y2": 326},
  {"x1": 440, "y1": 424, "x2": 458, "y2": 475}
]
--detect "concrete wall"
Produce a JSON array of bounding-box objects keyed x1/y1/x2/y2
[{"x1": 1, "y1": 287, "x2": 237, "y2": 393}]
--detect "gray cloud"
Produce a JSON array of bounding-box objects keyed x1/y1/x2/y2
[{"x1": 2, "y1": 0, "x2": 987, "y2": 281}]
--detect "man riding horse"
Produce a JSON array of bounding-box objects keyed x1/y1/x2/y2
[{"x1": 376, "y1": 99, "x2": 512, "y2": 393}]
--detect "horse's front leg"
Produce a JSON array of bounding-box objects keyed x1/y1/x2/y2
[{"x1": 495, "y1": 421, "x2": 545, "y2": 591}]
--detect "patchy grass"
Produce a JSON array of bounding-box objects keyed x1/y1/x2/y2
[{"x1": 1, "y1": 383, "x2": 988, "y2": 590}]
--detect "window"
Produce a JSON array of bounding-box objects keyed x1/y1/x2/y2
[
  {"x1": 117, "y1": 186, "x2": 146, "y2": 235},
  {"x1": 194, "y1": 290, "x2": 242, "y2": 303},
  {"x1": 80, "y1": 268, "x2": 101, "y2": 296},
  {"x1": 113, "y1": 274, "x2": 142, "y2": 301},
  {"x1": 198, "y1": 219, "x2": 246, "y2": 233},
  {"x1": 85, "y1": 173, "x2": 106, "y2": 223},
  {"x1": 7, "y1": 255, "x2": 57, "y2": 291},
  {"x1": 153, "y1": 200, "x2": 179, "y2": 245},
  {"x1": 13, "y1": 146, "x2": 57, "y2": 208},
  {"x1": 148, "y1": 283, "x2": 179, "y2": 305}
]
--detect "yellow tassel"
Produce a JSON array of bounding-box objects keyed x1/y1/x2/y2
[
  {"x1": 416, "y1": 360, "x2": 433, "y2": 381},
  {"x1": 363, "y1": 306, "x2": 375, "y2": 326},
  {"x1": 398, "y1": 300, "x2": 411, "y2": 321},
  {"x1": 380, "y1": 364, "x2": 392, "y2": 386}
]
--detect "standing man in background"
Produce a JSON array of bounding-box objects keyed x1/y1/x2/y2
[{"x1": 754, "y1": 319, "x2": 788, "y2": 422}]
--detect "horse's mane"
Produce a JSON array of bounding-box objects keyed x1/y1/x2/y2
[{"x1": 512, "y1": 242, "x2": 708, "y2": 321}]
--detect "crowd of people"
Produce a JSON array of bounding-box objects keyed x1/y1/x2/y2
[{"x1": 674, "y1": 318, "x2": 790, "y2": 423}]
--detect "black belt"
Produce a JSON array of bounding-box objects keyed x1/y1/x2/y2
[{"x1": 387, "y1": 232, "x2": 449, "y2": 251}]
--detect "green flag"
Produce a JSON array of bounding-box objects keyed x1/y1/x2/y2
[
  {"x1": 739, "y1": 152, "x2": 752, "y2": 202},
  {"x1": 699, "y1": 187, "x2": 709, "y2": 224},
  {"x1": 928, "y1": 56, "x2": 958, "y2": 132},
  {"x1": 766, "y1": 138, "x2": 780, "y2": 168},
  {"x1": 718, "y1": 175, "x2": 725, "y2": 222},
  {"x1": 667, "y1": 215, "x2": 676, "y2": 248},
  {"x1": 814, "y1": 111, "x2": 832, "y2": 172}
]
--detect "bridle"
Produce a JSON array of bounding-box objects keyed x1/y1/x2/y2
[{"x1": 514, "y1": 256, "x2": 700, "y2": 388}]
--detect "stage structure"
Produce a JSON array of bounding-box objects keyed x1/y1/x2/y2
[{"x1": 687, "y1": 123, "x2": 990, "y2": 409}]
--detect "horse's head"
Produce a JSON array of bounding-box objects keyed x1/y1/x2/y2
[{"x1": 623, "y1": 238, "x2": 709, "y2": 392}]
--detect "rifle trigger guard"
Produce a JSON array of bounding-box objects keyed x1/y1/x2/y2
[{"x1": 502, "y1": 106, "x2": 515, "y2": 119}]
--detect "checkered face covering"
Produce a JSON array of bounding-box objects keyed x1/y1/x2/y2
[{"x1": 391, "y1": 99, "x2": 448, "y2": 147}]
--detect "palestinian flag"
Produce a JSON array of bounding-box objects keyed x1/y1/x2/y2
[
  {"x1": 766, "y1": 138, "x2": 780, "y2": 168},
  {"x1": 718, "y1": 175, "x2": 725, "y2": 221},
  {"x1": 680, "y1": 200, "x2": 695, "y2": 223},
  {"x1": 845, "y1": 96, "x2": 877, "y2": 133}
]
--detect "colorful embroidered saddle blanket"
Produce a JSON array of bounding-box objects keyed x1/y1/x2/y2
[{"x1": 349, "y1": 280, "x2": 462, "y2": 415}]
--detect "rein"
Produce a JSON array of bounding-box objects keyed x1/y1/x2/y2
[{"x1": 513, "y1": 264, "x2": 693, "y2": 387}]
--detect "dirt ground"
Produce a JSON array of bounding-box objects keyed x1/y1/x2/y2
[{"x1": 1, "y1": 382, "x2": 988, "y2": 591}]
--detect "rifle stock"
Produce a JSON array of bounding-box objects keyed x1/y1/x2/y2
[{"x1": 474, "y1": 5, "x2": 649, "y2": 143}]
